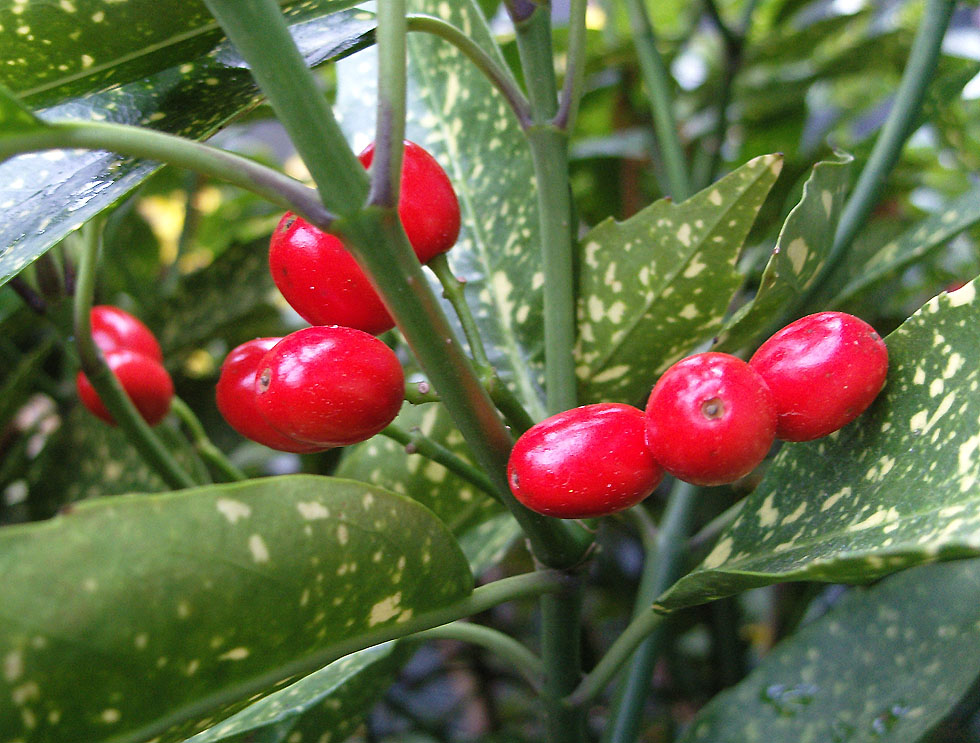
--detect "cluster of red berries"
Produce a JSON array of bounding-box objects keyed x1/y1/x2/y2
[
  {"x1": 76, "y1": 305, "x2": 174, "y2": 426},
  {"x1": 508, "y1": 312, "x2": 888, "y2": 519},
  {"x1": 215, "y1": 140, "x2": 461, "y2": 452}
]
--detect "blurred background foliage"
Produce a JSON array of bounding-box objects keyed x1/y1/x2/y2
[{"x1": 1, "y1": 0, "x2": 979, "y2": 740}]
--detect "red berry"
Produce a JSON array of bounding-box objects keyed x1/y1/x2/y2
[
  {"x1": 76, "y1": 349, "x2": 174, "y2": 426},
  {"x1": 645, "y1": 352, "x2": 776, "y2": 486},
  {"x1": 507, "y1": 403, "x2": 664, "y2": 519},
  {"x1": 90, "y1": 305, "x2": 163, "y2": 362},
  {"x1": 749, "y1": 311, "x2": 888, "y2": 442},
  {"x1": 255, "y1": 326, "x2": 404, "y2": 448},
  {"x1": 358, "y1": 140, "x2": 461, "y2": 264},
  {"x1": 216, "y1": 338, "x2": 325, "y2": 453},
  {"x1": 269, "y1": 213, "x2": 395, "y2": 335}
]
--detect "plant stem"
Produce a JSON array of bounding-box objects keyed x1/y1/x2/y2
[
  {"x1": 540, "y1": 577, "x2": 587, "y2": 742},
  {"x1": 404, "y1": 379, "x2": 441, "y2": 405},
  {"x1": 381, "y1": 424, "x2": 497, "y2": 498},
  {"x1": 601, "y1": 481, "x2": 700, "y2": 742},
  {"x1": 72, "y1": 220, "x2": 196, "y2": 491},
  {"x1": 370, "y1": 0, "x2": 407, "y2": 210},
  {"x1": 787, "y1": 0, "x2": 955, "y2": 317},
  {"x1": 687, "y1": 498, "x2": 744, "y2": 555},
  {"x1": 405, "y1": 14, "x2": 532, "y2": 129},
  {"x1": 104, "y1": 570, "x2": 565, "y2": 743},
  {"x1": 170, "y1": 396, "x2": 247, "y2": 483},
  {"x1": 8, "y1": 277, "x2": 46, "y2": 314},
  {"x1": 555, "y1": 0, "x2": 588, "y2": 131},
  {"x1": 623, "y1": 0, "x2": 690, "y2": 200},
  {"x1": 0, "y1": 122, "x2": 334, "y2": 229},
  {"x1": 413, "y1": 621, "x2": 544, "y2": 691}
]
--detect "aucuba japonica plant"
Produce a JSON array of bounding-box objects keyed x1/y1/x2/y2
[{"x1": 1, "y1": 1, "x2": 979, "y2": 742}]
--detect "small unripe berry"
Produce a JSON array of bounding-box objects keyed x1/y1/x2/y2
[
  {"x1": 358, "y1": 140, "x2": 461, "y2": 264},
  {"x1": 76, "y1": 349, "x2": 174, "y2": 426},
  {"x1": 90, "y1": 305, "x2": 163, "y2": 362},
  {"x1": 508, "y1": 403, "x2": 664, "y2": 519},
  {"x1": 645, "y1": 352, "x2": 776, "y2": 486},
  {"x1": 216, "y1": 338, "x2": 325, "y2": 453},
  {"x1": 269, "y1": 213, "x2": 395, "y2": 335},
  {"x1": 750, "y1": 311, "x2": 888, "y2": 441},
  {"x1": 255, "y1": 326, "x2": 404, "y2": 448}
]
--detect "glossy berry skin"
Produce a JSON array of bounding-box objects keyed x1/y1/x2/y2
[
  {"x1": 269, "y1": 213, "x2": 395, "y2": 335},
  {"x1": 76, "y1": 349, "x2": 174, "y2": 426},
  {"x1": 358, "y1": 141, "x2": 461, "y2": 264},
  {"x1": 749, "y1": 311, "x2": 888, "y2": 442},
  {"x1": 645, "y1": 352, "x2": 776, "y2": 487},
  {"x1": 255, "y1": 326, "x2": 404, "y2": 448},
  {"x1": 90, "y1": 305, "x2": 163, "y2": 362},
  {"x1": 507, "y1": 403, "x2": 664, "y2": 519},
  {"x1": 216, "y1": 338, "x2": 325, "y2": 453}
]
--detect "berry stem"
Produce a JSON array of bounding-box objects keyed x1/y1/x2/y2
[
  {"x1": 381, "y1": 424, "x2": 498, "y2": 499},
  {"x1": 72, "y1": 219, "x2": 197, "y2": 491},
  {"x1": 404, "y1": 380, "x2": 441, "y2": 405},
  {"x1": 369, "y1": 0, "x2": 407, "y2": 210},
  {"x1": 170, "y1": 396, "x2": 247, "y2": 483},
  {"x1": 412, "y1": 621, "x2": 544, "y2": 692}
]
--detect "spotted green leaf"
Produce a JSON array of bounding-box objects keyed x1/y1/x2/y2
[
  {"x1": 831, "y1": 183, "x2": 980, "y2": 307},
  {"x1": 0, "y1": 475, "x2": 472, "y2": 743},
  {"x1": 679, "y1": 559, "x2": 980, "y2": 743},
  {"x1": 576, "y1": 154, "x2": 783, "y2": 405},
  {"x1": 335, "y1": 0, "x2": 549, "y2": 417},
  {"x1": 0, "y1": 83, "x2": 44, "y2": 134},
  {"x1": 657, "y1": 280, "x2": 980, "y2": 612},
  {"x1": 712, "y1": 152, "x2": 852, "y2": 353},
  {"x1": 0, "y1": 0, "x2": 362, "y2": 108},
  {"x1": 0, "y1": 8, "x2": 374, "y2": 288}
]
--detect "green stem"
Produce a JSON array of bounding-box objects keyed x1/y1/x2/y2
[
  {"x1": 170, "y1": 396, "x2": 247, "y2": 483},
  {"x1": 789, "y1": 0, "x2": 955, "y2": 316},
  {"x1": 73, "y1": 220, "x2": 196, "y2": 491},
  {"x1": 601, "y1": 481, "x2": 700, "y2": 742},
  {"x1": 103, "y1": 571, "x2": 564, "y2": 743},
  {"x1": 511, "y1": 5, "x2": 560, "y2": 122},
  {"x1": 413, "y1": 621, "x2": 544, "y2": 691},
  {"x1": 485, "y1": 375, "x2": 537, "y2": 435},
  {"x1": 623, "y1": 0, "x2": 690, "y2": 200},
  {"x1": 406, "y1": 15, "x2": 532, "y2": 129},
  {"x1": 554, "y1": 0, "x2": 588, "y2": 131},
  {"x1": 540, "y1": 577, "x2": 587, "y2": 742},
  {"x1": 8, "y1": 277, "x2": 46, "y2": 315},
  {"x1": 688, "y1": 498, "x2": 744, "y2": 555},
  {"x1": 404, "y1": 379, "x2": 441, "y2": 405},
  {"x1": 370, "y1": 0, "x2": 407, "y2": 209},
  {"x1": 381, "y1": 424, "x2": 497, "y2": 499},
  {"x1": 0, "y1": 122, "x2": 334, "y2": 229}
]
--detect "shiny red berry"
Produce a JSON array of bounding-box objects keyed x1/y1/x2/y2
[
  {"x1": 90, "y1": 305, "x2": 163, "y2": 362},
  {"x1": 269, "y1": 213, "x2": 395, "y2": 335},
  {"x1": 507, "y1": 403, "x2": 664, "y2": 519},
  {"x1": 749, "y1": 311, "x2": 888, "y2": 442},
  {"x1": 645, "y1": 352, "x2": 776, "y2": 486},
  {"x1": 216, "y1": 338, "x2": 325, "y2": 453},
  {"x1": 358, "y1": 140, "x2": 461, "y2": 264},
  {"x1": 255, "y1": 326, "x2": 404, "y2": 448},
  {"x1": 76, "y1": 349, "x2": 174, "y2": 426}
]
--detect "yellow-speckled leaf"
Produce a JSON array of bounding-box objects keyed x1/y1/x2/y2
[
  {"x1": 0, "y1": 0, "x2": 361, "y2": 107},
  {"x1": 656, "y1": 280, "x2": 980, "y2": 612},
  {"x1": 0, "y1": 475, "x2": 472, "y2": 743},
  {"x1": 335, "y1": 0, "x2": 549, "y2": 417},
  {"x1": 679, "y1": 560, "x2": 980, "y2": 743},
  {"x1": 576, "y1": 154, "x2": 783, "y2": 405},
  {"x1": 713, "y1": 152, "x2": 852, "y2": 353}
]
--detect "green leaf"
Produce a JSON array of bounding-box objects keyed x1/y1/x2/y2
[
  {"x1": 0, "y1": 83, "x2": 44, "y2": 134},
  {"x1": 678, "y1": 559, "x2": 980, "y2": 743},
  {"x1": 713, "y1": 152, "x2": 853, "y2": 353},
  {"x1": 335, "y1": 0, "x2": 549, "y2": 416},
  {"x1": 0, "y1": 8, "x2": 374, "y2": 288},
  {"x1": 575, "y1": 154, "x2": 783, "y2": 405},
  {"x1": 0, "y1": 0, "x2": 362, "y2": 107},
  {"x1": 0, "y1": 475, "x2": 472, "y2": 743},
  {"x1": 657, "y1": 279, "x2": 980, "y2": 612},
  {"x1": 830, "y1": 183, "x2": 980, "y2": 307}
]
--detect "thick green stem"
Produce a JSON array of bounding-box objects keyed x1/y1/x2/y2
[
  {"x1": 555, "y1": 0, "x2": 588, "y2": 131},
  {"x1": 170, "y1": 396, "x2": 246, "y2": 483},
  {"x1": 601, "y1": 482, "x2": 700, "y2": 743},
  {"x1": 0, "y1": 122, "x2": 333, "y2": 228},
  {"x1": 623, "y1": 0, "x2": 690, "y2": 200},
  {"x1": 103, "y1": 571, "x2": 564, "y2": 743},
  {"x1": 381, "y1": 424, "x2": 497, "y2": 498},
  {"x1": 413, "y1": 621, "x2": 544, "y2": 691},
  {"x1": 370, "y1": 1, "x2": 407, "y2": 209},
  {"x1": 541, "y1": 577, "x2": 587, "y2": 742},
  {"x1": 202, "y1": 0, "x2": 368, "y2": 217},
  {"x1": 788, "y1": 0, "x2": 955, "y2": 317},
  {"x1": 511, "y1": 5, "x2": 560, "y2": 122},
  {"x1": 73, "y1": 221, "x2": 196, "y2": 491}
]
